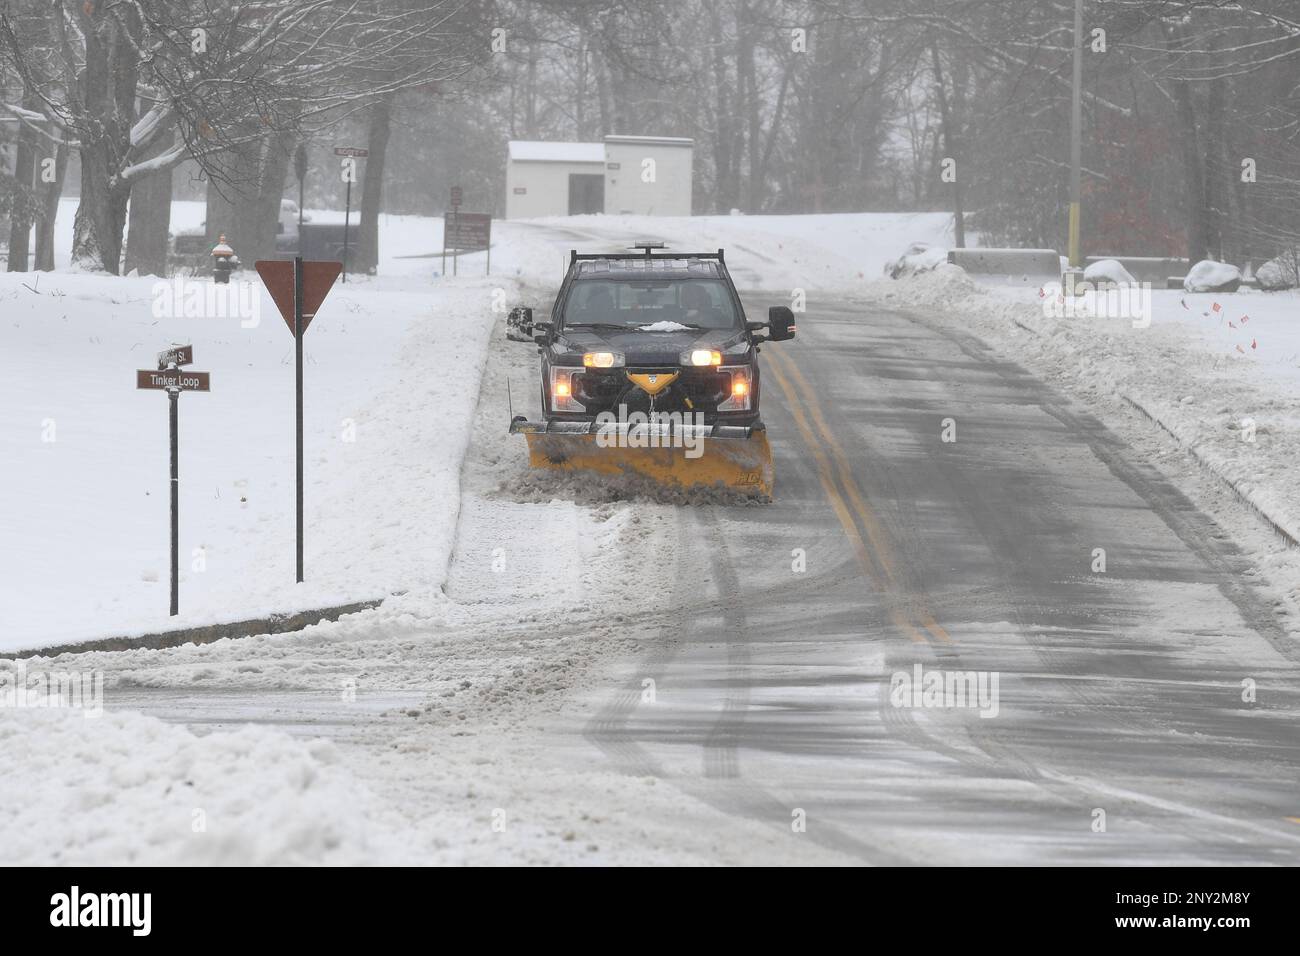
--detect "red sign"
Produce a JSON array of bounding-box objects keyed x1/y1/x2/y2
[
  {"x1": 137, "y1": 369, "x2": 211, "y2": 391},
  {"x1": 254, "y1": 260, "x2": 342, "y2": 335}
]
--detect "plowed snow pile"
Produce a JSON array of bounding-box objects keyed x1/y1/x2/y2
[
  {"x1": 498, "y1": 468, "x2": 770, "y2": 506},
  {"x1": 0, "y1": 706, "x2": 412, "y2": 865}
]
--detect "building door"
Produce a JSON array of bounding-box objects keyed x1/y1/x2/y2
[{"x1": 568, "y1": 174, "x2": 605, "y2": 215}]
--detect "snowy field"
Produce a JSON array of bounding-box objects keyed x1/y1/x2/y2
[{"x1": 1, "y1": 272, "x2": 509, "y2": 649}]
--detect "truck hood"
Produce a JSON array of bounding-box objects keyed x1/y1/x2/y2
[{"x1": 558, "y1": 326, "x2": 744, "y2": 365}]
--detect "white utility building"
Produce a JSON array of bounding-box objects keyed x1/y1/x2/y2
[{"x1": 505, "y1": 135, "x2": 694, "y2": 219}]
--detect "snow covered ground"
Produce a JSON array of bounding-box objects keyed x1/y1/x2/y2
[
  {"x1": 6, "y1": 206, "x2": 1300, "y2": 864},
  {"x1": 10, "y1": 204, "x2": 1298, "y2": 656},
  {"x1": 0, "y1": 266, "x2": 512, "y2": 650}
]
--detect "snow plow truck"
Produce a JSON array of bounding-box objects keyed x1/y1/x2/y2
[{"x1": 507, "y1": 241, "x2": 796, "y2": 497}]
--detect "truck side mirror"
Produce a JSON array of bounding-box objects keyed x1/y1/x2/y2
[
  {"x1": 506, "y1": 307, "x2": 534, "y2": 342},
  {"x1": 768, "y1": 306, "x2": 797, "y2": 341}
]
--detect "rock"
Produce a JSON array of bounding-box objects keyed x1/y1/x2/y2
[
  {"x1": 1183, "y1": 259, "x2": 1241, "y2": 293},
  {"x1": 1083, "y1": 258, "x2": 1137, "y2": 287},
  {"x1": 1256, "y1": 251, "x2": 1299, "y2": 291}
]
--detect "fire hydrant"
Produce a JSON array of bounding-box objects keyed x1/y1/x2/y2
[{"x1": 211, "y1": 235, "x2": 238, "y2": 284}]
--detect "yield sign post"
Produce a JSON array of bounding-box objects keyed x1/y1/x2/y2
[
  {"x1": 137, "y1": 348, "x2": 210, "y2": 616},
  {"x1": 255, "y1": 257, "x2": 342, "y2": 583}
]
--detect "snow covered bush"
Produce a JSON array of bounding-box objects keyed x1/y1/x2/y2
[{"x1": 886, "y1": 242, "x2": 949, "y2": 279}]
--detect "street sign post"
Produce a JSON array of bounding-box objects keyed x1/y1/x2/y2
[
  {"x1": 443, "y1": 212, "x2": 491, "y2": 276},
  {"x1": 443, "y1": 185, "x2": 463, "y2": 277},
  {"x1": 254, "y1": 257, "x2": 343, "y2": 583},
  {"x1": 334, "y1": 147, "x2": 368, "y2": 283},
  {"x1": 137, "y1": 346, "x2": 210, "y2": 616}
]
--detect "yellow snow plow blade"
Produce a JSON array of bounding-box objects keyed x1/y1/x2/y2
[{"x1": 510, "y1": 419, "x2": 773, "y2": 497}]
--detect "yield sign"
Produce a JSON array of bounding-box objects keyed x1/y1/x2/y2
[{"x1": 255, "y1": 259, "x2": 343, "y2": 335}]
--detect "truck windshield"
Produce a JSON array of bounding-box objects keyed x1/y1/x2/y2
[{"x1": 563, "y1": 279, "x2": 741, "y2": 331}]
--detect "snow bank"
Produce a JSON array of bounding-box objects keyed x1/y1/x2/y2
[
  {"x1": 886, "y1": 242, "x2": 949, "y2": 279},
  {"x1": 0, "y1": 706, "x2": 412, "y2": 864}
]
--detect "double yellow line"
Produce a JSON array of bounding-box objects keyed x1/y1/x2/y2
[{"x1": 764, "y1": 346, "x2": 951, "y2": 647}]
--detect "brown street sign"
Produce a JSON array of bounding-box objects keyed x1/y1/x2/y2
[
  {"x1": 334, "y1": 146, "x2": 369, "y2": 157},
  {"x1": 444, "y1": 212, "x2": 491, "y2": 252},
  {"x1": 450, "y1": 185, "x2": 463, "y2": 206},
  {"x1": 137, "y1": 369, "x2": 211, "y2": 391},
  {"x1": 157, "y1": 345, "x2": 193, "y2": 369},
  {"x1": 254, "y1": 259, "x2": 343, "y2": 335}
]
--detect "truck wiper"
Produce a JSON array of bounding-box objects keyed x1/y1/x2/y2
[{"x1": 565, "y1": 322, "x2": 639, "y2": 331}]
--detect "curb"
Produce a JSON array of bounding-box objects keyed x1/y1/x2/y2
[
  {"x1": 1120, "y1": 392, "x2": 1299, "y2": 549},
  {"x1": 6, "y1": 597, "x2": 385, "y2": 661}
]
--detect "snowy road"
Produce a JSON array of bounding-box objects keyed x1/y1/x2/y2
[
  {"x1": 78, "y1": 291, "x2": 1300, "y2": 864},
  {"x1": 569, "y1": 297, "x2": 1300, "y2": 864}
]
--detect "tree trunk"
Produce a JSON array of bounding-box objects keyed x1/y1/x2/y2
[
  {"x1": 525, "y1": 42, "x2": 538, "y2": 137},
  {"x1": 220, "y1": 121, "x2": 268, "y2": 258},
  {"x1": 125, "y1": 128, "x2": 175, "y2": 276},
  {"x1": 1172, "y1": 79, "x2": 1209, "y2": 263},
  {"x1": 251, "y1": 124, "x2": 295, "y2": 261},
  {"x1": 1163, "y1": 23, "x2": 1209, "y2": 264},
  {"x1": 738, "y1": 3, "x2": 762, "y2": 211},
  {"x1": 358, "y1": 92, "x2": 395, "y2": 275},
  {"x1": 7, "y1": 94, "x2": 38, "y2": 272},
  {"x1": 594, "y1": 51, "x2": 613, "y2": 136},
  {"x1": 34, "y1": 139, "x2": 68, "y2": 272},
  {"x1": 72, "y1": 160, "x2": 131, "y2": 274},
  {"x1": 70, "y1": 4, "x2": 141, "y2": 273},
  {"x1": 708, "y1": 2, "x2": 738, "y2": 213},
  {"x1": 1203, "y1": 71, "x2": 1227, "y2": 261}
]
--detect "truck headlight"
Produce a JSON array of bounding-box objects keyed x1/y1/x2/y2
[
  {"x1": 549, "y1": 367, "x2": 584, "y2": 412},
  {"x1": 582, "y1": 351, "x2": 623, "y2": 368},
  {"x1": 682, "y1": 348, "x2": 722, "y2": 366}
]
